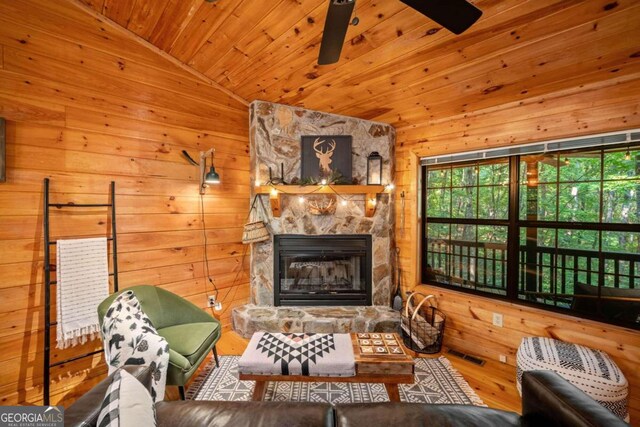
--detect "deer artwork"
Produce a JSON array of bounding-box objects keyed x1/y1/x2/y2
[{"x1": 313, "y1": 138, "x2": 337, "y2": 175}]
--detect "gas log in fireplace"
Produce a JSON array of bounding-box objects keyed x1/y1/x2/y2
[{"x1": 274, "y1": 235, "x2": 372, "y2": 306}]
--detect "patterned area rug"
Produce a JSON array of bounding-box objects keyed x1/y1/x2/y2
[{"x1": 187, "y1": 355, "x2": 486, "y2": 406}]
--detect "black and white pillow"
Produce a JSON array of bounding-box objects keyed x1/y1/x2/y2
[
  {"x1": 97, "y1": 369, "x2": 156, "y2": 427},
  {"x1": 101, "y1": 290, "x2": 170, "y2": 402}
]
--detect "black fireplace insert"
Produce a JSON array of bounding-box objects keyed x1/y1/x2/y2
[{"x1": 274, "y1": 235, "x2": 372, "y2": 306}]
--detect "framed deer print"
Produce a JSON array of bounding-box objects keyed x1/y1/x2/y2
[{"x1": 301, "y1": 135, "x2": 352, "y2": 182}]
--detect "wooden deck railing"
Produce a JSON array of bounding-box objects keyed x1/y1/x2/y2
[
  {"x1": 425, "y1": 239, "x2": 639, "y2": 296},
  {"x1": 425, "y1": 239, "x2": 507, "y2": 291}
]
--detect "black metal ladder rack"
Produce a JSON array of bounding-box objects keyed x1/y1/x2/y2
[{"x1": 43, "y1": 178, "x2": 119, "y2": 405}]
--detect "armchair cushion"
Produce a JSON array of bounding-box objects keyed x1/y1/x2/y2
[
  {"x1": 158, "y1": 322, "x2": 220, "y2": 367},
  {"x1": 168, "y1": 349, "x2": 192, "y2": 371}
]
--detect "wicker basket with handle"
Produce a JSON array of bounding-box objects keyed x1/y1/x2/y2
[
  {"x1": 242, "y1": 195, "x2": 271, "y2": 244},
  {"x1": 401, "y1": 292, "x2": 445, "y2": 353},
  {"x1": 242, "y1": 220, "x2": 269, "y2": 244}
]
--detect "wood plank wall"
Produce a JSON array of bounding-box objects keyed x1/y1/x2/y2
[
  {"x1": 394, "y1": 48, "x2": 640, "y2": 425},
  {"x1": 0, "y1": 0, "x2": 250, "y2": 407}
]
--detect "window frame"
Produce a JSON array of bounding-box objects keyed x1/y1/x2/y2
[{"x1": 420, "y1": 142, "x2": 640, "y2": 330}]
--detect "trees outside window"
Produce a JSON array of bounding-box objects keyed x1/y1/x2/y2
[{"x1": 422, "y1": 143, "x2": 640, "y2": 329}]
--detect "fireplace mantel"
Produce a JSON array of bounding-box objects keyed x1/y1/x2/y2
[{"x1": 256, "y1": 184, "x2": 388, "y2": 217}]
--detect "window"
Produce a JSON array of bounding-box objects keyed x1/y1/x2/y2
[
  {"x1": 422, "y1": 142, "x2": 640, "y2": 329},
  {"x1": 424, "y1": 160, "x2": 509, "y2": 296}
]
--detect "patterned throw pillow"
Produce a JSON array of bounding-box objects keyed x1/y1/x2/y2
[
  {"x1": 97, "y1": 369, "x2": 156, "y2": 427},
  {"x1": 101, "y1": 290, "x2": 170, "y2": 402}
]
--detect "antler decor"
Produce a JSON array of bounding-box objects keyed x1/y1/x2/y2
[{"x1": 306, "y1": 195, "x2": 337, "y2": 216}]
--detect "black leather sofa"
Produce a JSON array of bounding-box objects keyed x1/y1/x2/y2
[{"x1": 66, "y1": 366, "x2": 628, "y2": 427}]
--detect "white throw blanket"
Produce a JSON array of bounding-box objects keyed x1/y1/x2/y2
[{"x1": 56, "y1": 237, "x2": 110, "y2": 349}]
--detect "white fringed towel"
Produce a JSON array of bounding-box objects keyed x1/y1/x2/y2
[{"x1": 56, "y1": 237, "x2": 110, "y2": 349}]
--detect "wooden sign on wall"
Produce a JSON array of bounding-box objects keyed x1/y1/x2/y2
[{"x1": 0, "y1": 118, "x2": 5, "y2": 183}]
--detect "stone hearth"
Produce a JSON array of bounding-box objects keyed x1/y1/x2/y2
[{"x1": 232, "y1": 305, "x2": 401, "y2": 338}]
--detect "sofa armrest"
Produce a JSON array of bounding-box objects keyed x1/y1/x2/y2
[
  {"x1": 65, "y1": 366, "x2": 153, "y2": 427},
  {"x1": 521, "y1": 370, "x2": 628, "y2": 427},
  {"x1": 155, "y1": 401, "x2": 334, "y2": 427}
]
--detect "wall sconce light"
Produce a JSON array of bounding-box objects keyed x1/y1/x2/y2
[
  {"x1": 182, "y1": 148, "x2": 222, "y2": 309},
  {"x1": 200, "y1": 148, "x2": 220, "y2": 194},
  {"x1": 367, "y1": 151, "x2": 382, "y2": 185},
  {"x1": 182, "y1": 148, "x2": 220, "y2": 194},
  {"x1": 625, "y1": 148, "x2": 631, "y2": 161}
]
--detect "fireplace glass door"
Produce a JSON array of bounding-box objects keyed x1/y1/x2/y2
[{"x1": 274, "y1": 235, "x2": 372, "y2": 306}]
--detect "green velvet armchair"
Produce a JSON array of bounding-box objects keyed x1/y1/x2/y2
[{"x1": 98, "y1": 285, "x2": 221, "y2": 399}]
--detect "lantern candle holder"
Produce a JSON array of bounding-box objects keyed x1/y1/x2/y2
[{"x1": 367, "y1": 151, "x2": 382, "y2": 185}]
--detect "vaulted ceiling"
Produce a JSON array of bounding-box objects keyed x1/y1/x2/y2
[{"x1": 83, "y1": 0, "x2": 640, "y2": 129}]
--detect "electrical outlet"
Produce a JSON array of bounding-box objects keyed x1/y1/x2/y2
[
  {"x1": 499, "y1": 354, "x2": 507, "y2": 363},
  {"x1": 492, "y1": 313, "x2": 503, "y2": 327},
  {"x1": 207, "y1": 295, "x2": 216, "y2": 307}
]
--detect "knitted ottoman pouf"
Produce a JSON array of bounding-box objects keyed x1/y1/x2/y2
[{"x1": 516, "y1": 337, "x2": 629, "y2": 422}]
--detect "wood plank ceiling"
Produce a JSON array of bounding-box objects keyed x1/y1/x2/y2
[{"x1": 83, "y1": 0, "x2": 640, "y2": 130}]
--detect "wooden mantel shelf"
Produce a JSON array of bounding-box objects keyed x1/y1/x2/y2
[
  {"x1": 256, "y1": 185, "x2": 386, "y2": 195},
  {"x1": 256, "y1": 185, "x2": 388, "y2": 217}
]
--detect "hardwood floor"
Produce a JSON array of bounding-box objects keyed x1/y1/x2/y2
[{"x1": 173, "y1": 330, "x2": 521, "y2": 414}]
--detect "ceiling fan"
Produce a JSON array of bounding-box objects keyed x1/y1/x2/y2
[{"x1": 318, "y1": 0, "x2": 483, "y2": 65}]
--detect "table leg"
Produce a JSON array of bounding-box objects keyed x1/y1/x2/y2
[
  {"x1": 252, "y1": 381, "x2": 267, "y2": 401},
  {"x1": 384, "y1": 383, "x2": 401, "y2": 402}
]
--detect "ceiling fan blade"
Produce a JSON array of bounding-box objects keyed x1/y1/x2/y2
[
  {"x1": 400, "y1": 0, "x2": 482, "y2": 35},
  {"x1": 318, "y1": 0, "x2": 356, "y2": 65}
]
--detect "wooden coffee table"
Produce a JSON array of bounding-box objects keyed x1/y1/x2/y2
[{"x1": 239, "y1": 333, "x2": 414, "y2": 402}]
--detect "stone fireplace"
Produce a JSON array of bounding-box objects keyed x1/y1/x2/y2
[{"x1": 232, "y1": 101, "x2": 400, "y2": 337}]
